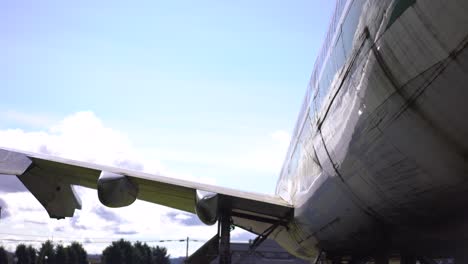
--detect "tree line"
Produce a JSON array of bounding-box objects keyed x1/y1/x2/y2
[
  {"x1": 0, "y1": 239, "x2": 170, "y2": 264},
  {"x1": 0, "y1": 240, "x2": 86, "y2": 264},
  {"x1": 102, "y1": 239, "x2": 170, "y2": 264}
]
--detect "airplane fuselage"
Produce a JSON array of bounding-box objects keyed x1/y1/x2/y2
[
  {"x1": 2, "y1": 0, "x2": 468, "y2": 262},
  {"x1": 274, "y1": 0, "x2": 468, "y2": 259}
]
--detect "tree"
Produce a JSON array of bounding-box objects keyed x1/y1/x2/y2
[
  {"x1": 26, "y1": 246, "x2": 37, "y2": 264},
  {"x1": 55, "y1": 245, "x2": 68, "y2": 264},
  {"x1": 14, "y1": 244, "x2": 36, "y2": 264},
  {"x1": 67, "y1": 242, "x2": 87, "y2": 264},
  {"x1": 102, "y1": 239, "x2": 133, "y2": 264},
  {"x1": 101, "y1": 239, "x2": 171, "y2": 264},
  {"x1": 15, "y1": 244, "x2": 29, "y2": 264},
  {"x1": 0, "y1": 246, "x2": 8, "y2": 264},
  {"x1": 133, "y1": 241, "x2": 152, "y2": 264},
  {"x1": 38, "y1": 240, "x2": 55, "y2": 264},
  {"x1": 151, "y1": 246, "x2": 170, "y2": 264},
  {"x1": 133, "y1": 242, "x2": 170, "y2": 264}
]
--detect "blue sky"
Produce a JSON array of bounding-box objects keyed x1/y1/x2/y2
[{"x1": 0, "y1": 0, "x2": 335, "y2": 256}]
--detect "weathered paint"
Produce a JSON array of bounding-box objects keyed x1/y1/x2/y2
[
  {"x1": 274, "y1": 0, "x2": 468, "y2": 259},
  {"x1": 386, "y1": 0, "x2": 416, "y2": 29}
]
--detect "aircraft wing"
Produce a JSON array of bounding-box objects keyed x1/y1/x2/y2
[{"x1": 0, "y1": 148, "x2": 293, "y2": 234}]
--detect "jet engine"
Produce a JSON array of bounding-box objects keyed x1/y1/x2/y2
[
  {"x1": 97, "y1": 171, "x2": 139, "y2": 208},
  {"x1": 195, "y1": 190, "x2": 219, "y2": 225}
]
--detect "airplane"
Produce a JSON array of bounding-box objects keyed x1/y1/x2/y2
[{"x1": 2, "y1": 0, "x2": 468, "y2": 263}]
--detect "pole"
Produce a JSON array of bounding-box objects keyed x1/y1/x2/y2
[
  {"x1": 186, "y1": 236, "x2": 189, "y2": 259},
  {"x1": 219, "y1": 211, "x2": 231, "y2": 264}
]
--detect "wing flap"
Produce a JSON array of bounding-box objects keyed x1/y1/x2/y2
[{"x1": 134, "y1": 177, "x2": 196, "y2": 213}]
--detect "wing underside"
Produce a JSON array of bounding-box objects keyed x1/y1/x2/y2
[{"x1": 0, "y1": 148, "x2": 293, "y2": 235}]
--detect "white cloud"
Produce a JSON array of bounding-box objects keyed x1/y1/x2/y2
[
  {"x1": 0, "y1": 111, "x2": 266, "y2": 256},
  {"x1": 0, "y1": 111, "x2": 162, "y2": 174}
]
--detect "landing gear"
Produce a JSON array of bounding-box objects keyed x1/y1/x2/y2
[{"x1": 218, "y1": 211, "x2": 231, "y2": 264}]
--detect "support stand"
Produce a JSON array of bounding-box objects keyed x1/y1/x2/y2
[{"x1": 218, "y1": 211, "x2": 231, "y2": 264}]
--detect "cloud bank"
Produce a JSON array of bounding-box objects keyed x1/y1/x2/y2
[
  {"x1": 0, "y1": 111, "x2": 281, "y2": 256},
  {"x1": 0, "y1": 111, "x2": 217, "y2": 255}
]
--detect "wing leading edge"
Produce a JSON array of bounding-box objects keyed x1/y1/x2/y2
[{"x1": 0, "y1": 148, "x2": 293, "y2": 234}]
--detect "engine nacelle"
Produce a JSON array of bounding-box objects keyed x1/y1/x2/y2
[
  {"x1": 97, "y1": 171, "x2": 139, "y2": 208},
  {"x1": 195, "y1": 190, "x2": 219, "y2": 225}
]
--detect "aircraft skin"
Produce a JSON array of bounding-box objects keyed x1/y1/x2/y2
[
  {"x1": 272, "y1": 0, "x2": 468, "y2": 260},
  {"x1": 2, "y1": 0, "x2": 468, "y2": 262}
]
